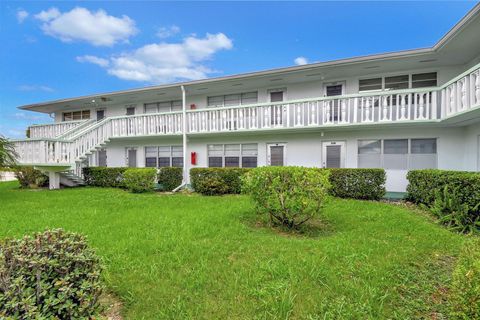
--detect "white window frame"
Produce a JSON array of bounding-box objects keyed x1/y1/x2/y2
[
  {"x1": 144, "y1": 100, "x2": 182, "y2": 113},
  {"x1": 144, "y1": 145, "x2": 184, "y2": 168},
  {"x1": 357, "y1": 138, "x2": 438, "y2": 170},
  {"x1": 358, "y1": 71, "x2": 438, "y2": 93},
  {"x1": 207, "y1": 91, "x2": 259, "y2": 108},
  {"x1": 207, "y1": 143, "x2": 258, "y2": 168},
  {"x1": 266, "y1": 143, "x2": 287, "y2": 166}
]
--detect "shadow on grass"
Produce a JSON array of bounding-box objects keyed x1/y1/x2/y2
[{"x1": 240, "y1": 211, "x2": 335, "y2": 238}]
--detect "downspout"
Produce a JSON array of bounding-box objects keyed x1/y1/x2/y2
[{"x1": 173, "y1": 85, "x2": 188, "y2": 192}]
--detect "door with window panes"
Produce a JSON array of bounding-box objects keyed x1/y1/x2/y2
[
  {"x1": 324, "y1": 83, "x2": 344, "y2": 122},
  {"x1": 269, "y1": 91, "x2": 284, "y2": 126}
]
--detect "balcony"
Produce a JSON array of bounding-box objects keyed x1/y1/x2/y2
[{"x1": 12, "y1": 62, "x2": 480, "y2": 167}]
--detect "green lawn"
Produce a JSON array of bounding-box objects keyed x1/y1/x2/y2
[{"x1": 0, "y1": 181, "x2": 465, "y2": 319}]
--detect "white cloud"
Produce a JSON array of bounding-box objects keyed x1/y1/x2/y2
[
  {"x1": 156, "y1": 25, "x2": 180, "y2": 39},
  {"x1": 34, "y1": 7, "x2": 137, "y2": 46},
  {"x1": 16, "y1": 9, "x2": 29, "y2": 23},
  {"x1": 80, "y1": 32, "x2": 233, "y2": 84},
  {"x1": 13, "y1": 112, "x2": 49, "y2": 121},
  {"x1": 18, "y1": 85, "x2": 54, "y2": 92},
  {"x1": 294, "y1": 56, "x2": 308, "y2": 66},
  {"x1": 76, "y1": 55, "x2": 110, "y2": 67},
  {"x1": 34, "y1": 7, "x2": 60, "y2": 22}
]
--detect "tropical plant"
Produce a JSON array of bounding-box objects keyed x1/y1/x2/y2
[{"x1": 0, "y1": 135, "x2": 17, "y2": 168}]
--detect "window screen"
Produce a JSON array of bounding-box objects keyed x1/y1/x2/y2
[
  {"x1": 412, "y1": 72, "x2": 437, "y2": 88},
  {"x1": 208, "y1": 144, "x2": 258, "y2": 168},
  {"x1": 207, "y1": 96, "x2": 224, "y2": 107},
  {"x1": 270, "y1": 91, "x2": 284, "y2": 102},
  {"x1": 410, "y1": 138, "x2": 437, "y2": 169},
  {"x1": 145, "y1": 147, "x2": 158, "y2": 167},
  {"x1": 385, "y1": 75, "x2": 409, "y2": 90},
  {"x1": 144, "y1": 103, "x2": 158, "y2": 113},
  {"x1": 241, "y1": 92, "x2": 258, "y2": 105},
  {"x1": 358, "y1": 140, "x2": 381, "y2": 168},
  {"x1": 359, "y1": 78, "x2": 382, "y2": 92},
  {"x1": 63, "y1": 110, "x2": 90, "y2": 121},
  {"x1": 384, "y1": 139, "x2": 408, "y2": 170}
]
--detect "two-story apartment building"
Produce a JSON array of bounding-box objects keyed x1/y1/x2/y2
[{"x1": 12, "y1": 3, "x2": 480, "y2": 191}]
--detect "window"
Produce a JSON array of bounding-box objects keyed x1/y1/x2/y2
[
  {"x1": 358, "y1": 138, "x2": 437, "y2": 170},
  {"x1": 359, "y1": 78, "x2": 382, "y2": 92},
  {"x1": 208, "y1": 144, "x2": 258, "y2": 168},
  {"x1": 359, "y1": 72, "x2": 437, "y2": 92},
  {"x1": 144, "y1": 146, "x2": 183, "y2": 168},
  {"x1": 126, "y1": 106, "x2": 135, "y2": 115},
  {"x1": 410, "y1": 138, "x2": 437, "y2": 169},
  {"x1": 385, "y1": 75, "x2": 409, "y2": 90},
  {"x1": 63, "y1": 110, "x2": 90, "y2": 121},
  {"x1": 144, "y1": 100, "x2": 182, "y2": 113},
  {"x1": 270, "y1": 91, "x2": 284, "y2": 102},
  {"x1": 383, "y1": 139, "x2": 408, "y2": 170},
  {"x1": 412, "y1": 72, "x2": 437, "y2": 88},
  {"x1": 358, "y1": 140, "x2": 382, "y2": 168},
  {"x1": 208, "y1": 92, "x2": 258, "y2": 107}
]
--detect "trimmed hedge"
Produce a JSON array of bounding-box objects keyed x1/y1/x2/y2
[
  {"x1": 190, "y1": 168, "x2": 251, "y2": 195},
  {"x1": 328, "y1": 168, "x2": 386, "y2": 200},
  {"x1": 158, "y1": 167, "x2": 183, "y2": 191},
  {"x1": 407, "y1": 169, "x2": 480, "y2": 232},
  {"x1": 0, "y1": 229, "x2": 103, "y2": 319},
  {"x1": 14, "y1": 166, "x2": 49, "y2": 188},
  {"x1": 124, "y1": 168, "x2": 157, "y2": 193},
  {"x1": 407, "y1": 170, "x2": 480, "y2": 208},
  {"x1": 82, "y1": 167, "x2": 128, "y2": 188}
]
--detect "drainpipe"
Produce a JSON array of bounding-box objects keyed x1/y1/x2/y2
[{"x1": 173, "y1": 85, "x2": 187, "y2": 192}]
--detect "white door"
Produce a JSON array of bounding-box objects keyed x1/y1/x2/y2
[
  {"x1": 322, "y1": 141, "x2": 346, "y2": 168},
  {"x1": 267, "y1": 143, "x2": 286, "y2": 166},
  {"x1": 324, "y1": 82, "x2": 345, "y2": 122}
]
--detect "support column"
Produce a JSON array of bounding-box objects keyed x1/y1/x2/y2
[
  {"x1": 181, "y1": 85, "x2": 189, "y2": 185},
  {"x1": 48, "y1": 171, "x2": 61, "y2": 190}
]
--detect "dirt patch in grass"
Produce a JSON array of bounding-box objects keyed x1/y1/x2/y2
[{"x1": 100, "y1": 293, "x2": 123, "y2": 320}]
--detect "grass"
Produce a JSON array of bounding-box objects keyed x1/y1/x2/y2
[{"x1": 0, "y1": 181, "x2": 465, "y2": 319}]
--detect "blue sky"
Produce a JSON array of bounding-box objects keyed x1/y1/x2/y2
[{"x1": 0, "y1": 1, "x2": 477, "y2": 138}]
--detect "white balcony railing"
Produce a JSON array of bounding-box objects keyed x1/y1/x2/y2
[
  {"x1": 28, "y1": 120, "x2": 88, "y2": 139},
  {"x1": 12, "y1": 62, "x2": 480, "y2": 166}
]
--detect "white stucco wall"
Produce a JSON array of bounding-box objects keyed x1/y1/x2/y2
[{"x1": 93, "y1": 125, "x2": 477, "y2": 192}]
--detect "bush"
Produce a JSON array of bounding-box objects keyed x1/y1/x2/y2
[
  {"x1": 0, "y1": 229, "x2": 103, "y2": 319},
  {"x1": 242, "y1": 167, "x2": 330, "y2": 229},
  {"x1": 407, "y1": 170, "x2": 480, "y2": 233},
  {"x1": 158, "y1": 167, "x2": 183, "y2": 191},
  {"x1": 124, "y1": 168, "x2": 157, "y2": 193},
  {"x1": 431, "y1": 187, "x2": 480, "y2": 233},
  {"x1": 83, "y1": 167, "x2": 127, "y2": 188},
  {"x1": 449, "y1": 237, "x2": 480, "y2": 319},
  {"x1": 328, "y1": 168, "x2": 386, "y2": 200},
  {"x1": 14, "y1": 166, "x2": 49, "y2": 188},
  {"x1": 190, "y1": 168, "x2": 251, "y2": 195}
]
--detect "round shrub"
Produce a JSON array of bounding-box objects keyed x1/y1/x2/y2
[
  {"x1": 158, "y1": 167, "x2": 183, "y2": 191},
  {"x1": 242, "y1": 167, "x2": 330, "y2": 229},
  {"x1": 123, "y1": 168, "x2": 157, "y2": 193},
  {"x1": 0, "y1": 229, "x2": 103, "y2": 319}
]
